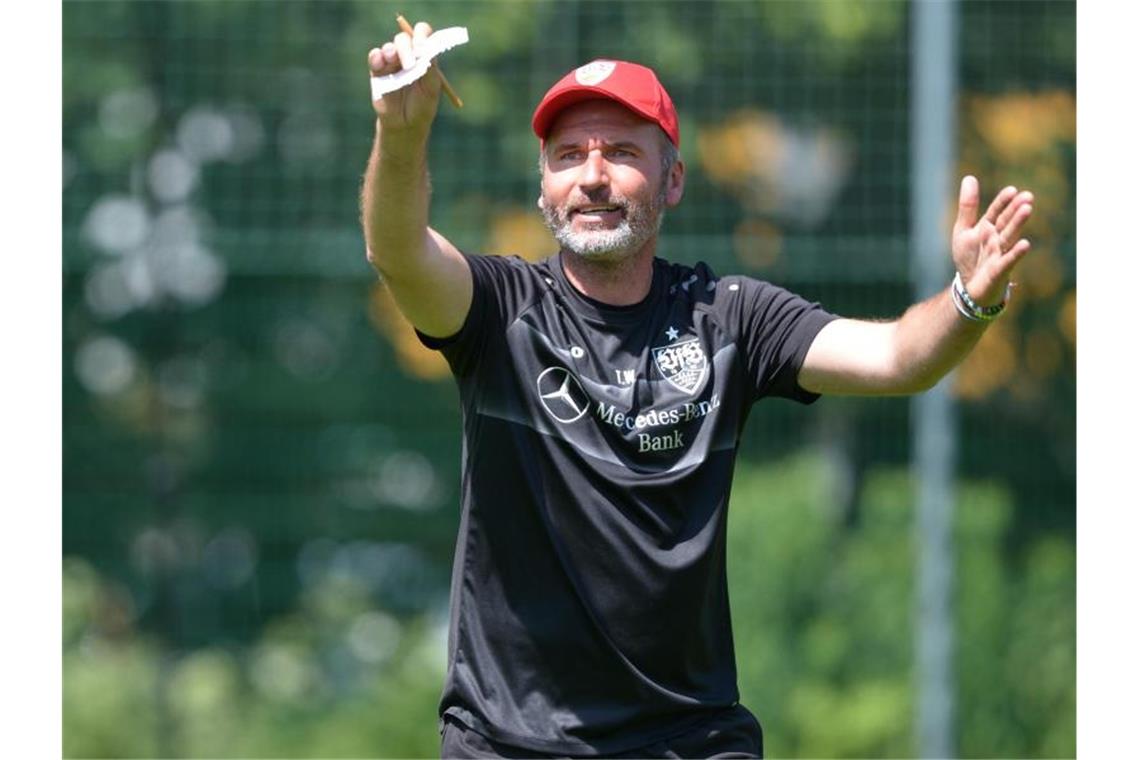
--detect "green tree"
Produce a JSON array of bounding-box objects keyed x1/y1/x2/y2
[{"x1": 727, "y1": 455, "x2": 1074, "y2": 758}]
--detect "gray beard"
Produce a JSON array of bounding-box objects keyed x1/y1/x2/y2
[{"x1": 541, "y1": 189, "x2": 666, "y2": 261}]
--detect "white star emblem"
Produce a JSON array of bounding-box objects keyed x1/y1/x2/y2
[
  {"x1": 540, "y1": 374, "x2": 585, "y2": 416},
  {"x1": 665, "y1": 326, "x2": 679, "y2": 341}
]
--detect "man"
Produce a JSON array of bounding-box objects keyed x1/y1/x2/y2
[{"x1": 362, "y1": 22, "x2": 1033, "y2": 759}]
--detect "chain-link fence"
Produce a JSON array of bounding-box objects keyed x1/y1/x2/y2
[{"x1": 63, "y1": 2, "x2": 1075, "y2": 757}]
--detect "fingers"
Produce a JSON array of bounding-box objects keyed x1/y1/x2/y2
[
  {"x1": 1007, "y1": 238, "x2": 1031, "y2": 263},
  {"x1": 968, "y1": 226, "x2": 1030, "y2": 298},
  {"x1": 368, "y1": 42, "x2": 401, "y2": 75},
  {"x1": 955, "y1": 175, "x2": 980, "y2": 231},
  {"x1": 979, "y1": 185, "x2": 1033, "y2": 245},
  {"x1": 413, "y1": 21, "x2": 432, "y2": 54},
  {"x1": 995, "y1": 190, "x2": 1033, "y2": 230},
  {"x1": 394, "y1": 31, "x2": 415, "y2": 71},
  {"x1": 369, "y1": 20, "x2": 435, "y2": 74},
  {"x1": 998, "y1": 202, "x2": 1033, "y2": 252},
  {"x1": 983, "y1": 185, "x2": 1017, "y2": 224},
  {"x1": 964, "y1": 180, "x2": 1034, "y2": 254},
  {"x1": 989, "y1": 238, "x2": 1032, "y2": 285},
  {"x1": 980, "y1": 210, "x2": 1032, "y2": 258}
]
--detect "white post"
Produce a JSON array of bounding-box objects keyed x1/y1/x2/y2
[{"x1": 910, "y1": 1, "x2": 958, "y2": 757}]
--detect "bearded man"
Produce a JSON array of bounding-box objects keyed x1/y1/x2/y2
[{"x1": 361, "y1": 22, "x2": 1033, "y2": 759}]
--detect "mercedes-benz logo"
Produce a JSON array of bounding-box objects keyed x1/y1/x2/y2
[{"x1": 536, "y1": 367, "x2": 590, "y2": 423}]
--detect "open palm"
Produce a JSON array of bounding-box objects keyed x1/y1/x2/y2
[{"x1": 951, "y1": 175, "x2": 1034, "y2": 307}]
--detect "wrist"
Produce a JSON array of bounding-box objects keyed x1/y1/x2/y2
[
  {"x1": 377, "y1": 117, "x2": 432, "y2": 148},
  {"x1": 951, "y1": 272, "x2": 1011, "y2": 323},
  {"x1": 376, "y1": 127, "x2": 431, "y2": 172}
]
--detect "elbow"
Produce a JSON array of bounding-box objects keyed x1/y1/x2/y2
[
  {"x1": 364, "y1": 243, "x2": 387, "y2": 278},
  {"x1": 363, "y1": 233, "x2": 401, "y2": 280},
  {"x1": 364, "y1": 242, "x2": 381, "y2": 269},
  {"x1": 886, "y1": 351, "x2": 944, "y2": 395},
  {"x1": 886, "y1": 329, "x2": 947, "y2": 395},
  {"x1": 361, "y1": 218, "x2": 399, "y2": 277},
  {"x1": 909, "y1": 374, "x2": 941, "y2": 394},
  {"x1": 898, "y1": 364, "x2": 947, "y2": 395},
  {"x1": 364, "y1": 240, "x2": 422, "y2": 285}
]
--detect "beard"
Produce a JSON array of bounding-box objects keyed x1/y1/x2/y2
[{"x1": 540, "y1": 181, "x2": 667, "y2": 261}]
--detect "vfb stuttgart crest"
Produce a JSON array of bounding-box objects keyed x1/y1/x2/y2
[
  {"x1": 575, "y1": 60, "x2": 617, "y2": 86},
  {"x1": 652, "y1": 338, "x2": 708, "y2": 394}
]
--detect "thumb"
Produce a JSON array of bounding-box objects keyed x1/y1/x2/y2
[{"x1": 955, "y1": 175, "x2": 980, "y2": 231}]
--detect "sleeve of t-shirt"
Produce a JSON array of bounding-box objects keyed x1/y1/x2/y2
[
  {"x1": 732, "y1": 277, "x2": 839, "y2": 404},
  {"x1": 415, "y1": 253, "x2": 534, "y2": 378}
]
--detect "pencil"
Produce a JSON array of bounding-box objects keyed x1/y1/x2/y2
[{"x1": 396, "y1": 14, "x2": 463, "y2": 109}]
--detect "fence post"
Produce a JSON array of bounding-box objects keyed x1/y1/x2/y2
[{"x1": 910, "y1": 1, "x2": 959, "y2": 757}]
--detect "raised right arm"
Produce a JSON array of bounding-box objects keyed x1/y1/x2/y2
[{"x1": 360, "y1": 22, "x2": 473, "y2": 339}]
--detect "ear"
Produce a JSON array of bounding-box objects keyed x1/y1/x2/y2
[{"x1": 665, "y1": 158, "x2": 685, "y2": 207}]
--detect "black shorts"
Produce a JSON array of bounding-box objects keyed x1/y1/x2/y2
[{"x1": 440, "y1": 705, "x2": 764, "y2": 759}]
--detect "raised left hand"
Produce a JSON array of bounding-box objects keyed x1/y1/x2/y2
[{"x1": 951, "y1": 176, "x2": 1034, "y2": 307}]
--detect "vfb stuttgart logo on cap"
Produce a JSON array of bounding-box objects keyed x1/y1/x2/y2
[
  {"x1": 652, "y1": 338, "x2": 708, "y2": 395},
  {"x1": 575, "y1": 60, "x2": 617, "y2": 86}
]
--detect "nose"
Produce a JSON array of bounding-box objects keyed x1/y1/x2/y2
[{"x1": 576, "y1": 149, "x2": 609, "y2": 192}]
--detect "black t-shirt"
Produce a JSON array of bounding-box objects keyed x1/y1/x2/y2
[{"x1": 418, "y1": 251, "x2": 837, "y2": 755}]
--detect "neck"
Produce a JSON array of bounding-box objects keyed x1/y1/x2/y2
[{"x1": 560, "y1": 246, "x2": 657, "y2": 306}]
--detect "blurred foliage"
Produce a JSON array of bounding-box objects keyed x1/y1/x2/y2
[
  {"x1": 727, "y1": 454, "x2": 1074, "y2": 758},
  {"x1": 64, "y1": 555, "x2": 447, "y2": 758},
  {"x1": 63, "y1": 1, "x2": 1075, "y2": 757}
]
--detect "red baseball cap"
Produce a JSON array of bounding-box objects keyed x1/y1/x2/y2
[{"x1": 531, "y1": 60, "x2": 680, "y2": 148}]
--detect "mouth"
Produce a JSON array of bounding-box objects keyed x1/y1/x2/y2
[{"x1": 570, "y1": 204, "x2": 625, "y2": 224}]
